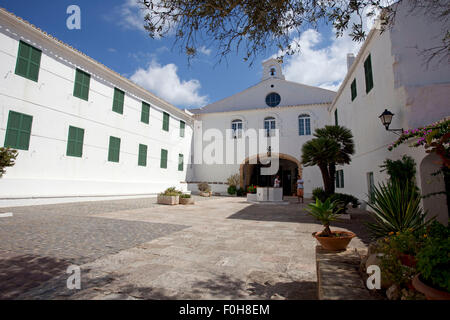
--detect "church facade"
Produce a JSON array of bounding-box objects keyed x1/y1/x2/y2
[{"x1": 0, "y1": 4, "x2": 448, "y2": 222}]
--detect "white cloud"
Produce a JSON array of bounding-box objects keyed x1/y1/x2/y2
[
  {"x1": 279, "y1": 7, "x2": 378, "y2": 91},
  {"x1": 130, "y1": 59, "x2": 208, "y2": 108},
  {"x1": 198, "y1": 46, "x2": 212, "y2": 56}
]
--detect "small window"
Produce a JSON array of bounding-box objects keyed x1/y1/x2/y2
[
  {"x1": 66, "y1": 126, "x2": 85, "y2": 158},
  {"x1": 73, "y1": 69, "x2": 91, "y2": 101},
  {"x1": 160, "y1": 149, "x2": 168, "y2": 169},
  {"x1": 231, "y1": 119, "x2": 243, "y2": 138},
  {"x1": 4, "y1": 110, "x2": 33, "y2": 151},
  {"x1": 299, "y1": 114, "x2": 311, "y2": 136},
  {"x1": 112, "y1": 88, "x2": 125, "y2": 114},
  {"x1": 178, "y1": 154, "x2": 184, "y2": 171},
  {"x1": 162, "y1": 112, "x2": 170, "y2": 131},
  {"x1": 364, "y1": 55, "x2": 374, "y2": 93},
  {"x1": 15, "y1": 41, "x2": 42, "y2": 82},
  {"x1": 141, "y1": 102, "x2": 150, "y2": 124},
  {"x1": 138, "y1": 144, "x2": 147, "y2": 167},
  {"x1": 264, "y1": 117, "x2": 276, "y2": 137},
  {"x1": 265, "y1": 92, "x2": 281, "y2": 107},
  {"x1": 335, "y1": 109, "x2": 338, "y2": 126},
  {"x1": 351, "y1": 79, "x2": 357, "y2": 101},
  {"x1": 108, "y1": 136, "x2": 121, "y2": 163},
  {"x1": 336, "y1": 170, "x2": 344, "y2": 189},
  {"x1": 367, "y1": 172, "x2": 375, "y2": 203},
  {"x1": 180, "y1": 121, "x2": 185, "y2": 138}
]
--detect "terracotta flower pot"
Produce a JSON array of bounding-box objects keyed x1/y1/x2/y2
[
  {"x1": 412, "y1": 274, "x2": 450, "y2": 300},
  {"x1": 313, "y1": 230, "x2": 356, "y2": 251}
]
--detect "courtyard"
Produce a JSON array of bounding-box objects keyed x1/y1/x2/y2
[{"x1": 0, "y1": 196, "x2": 371, "y2": 300}]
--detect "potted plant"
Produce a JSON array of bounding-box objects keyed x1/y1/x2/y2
[
  {"x1": 413, "y1": 222, "x2": 450, "y2": 300},
  {"x1": 247, "y1": 185, "x2": 257, "y2": 202},
  {"x1": 179, "y1": 193, "x2": 195, "y2": 205},
  {"x1": 227, "y1": 185, "x2": 237, "y2": 196},
  {"x1": 157, "y1": 187, "x2": 182, "y2": 205},
  {"x1": 198, "y1": 182, "x2": 212, "y2": 197},
  {"x1": 306, "y1": 198, "x2": 355, "y2": 251}
]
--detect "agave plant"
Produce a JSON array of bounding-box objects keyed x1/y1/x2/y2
[
  {"x1": 305, "y1": 198, "x2": 342, "y2": 236},
  {"x1": 366, "y1": 181, "x2": 434, "y2": 238}
]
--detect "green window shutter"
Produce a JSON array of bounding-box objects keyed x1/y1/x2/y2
[
  {"x1": 162, "y1": 112, "x2": 169, "y2": 131},
  {"x1": 66, "y1": 126, "x2": 85, "y2": 158},
  {"x1": 160, "y1": 149, "x2": 168, "y2": 169},
  {"x1": 138, "y1": 144, "x2": 148, "y2": 167},
  {"x1": 364, "y1": 55, "x2": 374, "y2": 93},
  {"x1": 340, "y1": 170, "x2": 344, "y2": 188},
  {"x1": 178, "y1": 154, "x2": 184, "y2": 171},
  {"x1": 180, "y1": 121, "x2": 185, "y2": 137},
  {"x1": 73, "y1": 69, "x2": 90, "y2": 101},
  {"x1": 351, "y1": 79, "x2": 357, "y2": 101},
  {"x1": 15, "y1": 41, "x2": 42, "y2": 82},
  {"x1": 335, "y1": 170, "x2": 344, "y2": 188},
  {"x1": 108, "y1": 136, "x2": 121, "y2": 163},
  {"x1": 4, "y1": 110, "x2": 33, "y2": 151},
  {"x1": 112, "y1": 88, "x2": 125, "y2": 114},
  {"x1": 141, "y1": 102, "x2": 150, "y2": 124},
  {"x1": 334, "y1": 109, "x2": 338, "y2": 126}
]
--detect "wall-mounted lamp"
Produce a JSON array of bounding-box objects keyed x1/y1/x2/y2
[{"x1": 379, "y1": 109, "x2": 403, "y2": 135}]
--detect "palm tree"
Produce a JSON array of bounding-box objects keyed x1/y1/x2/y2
[{"x1": 302, "y1": 125, "x2": 355, "y2": 194}]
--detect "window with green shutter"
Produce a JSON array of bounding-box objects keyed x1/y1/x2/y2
[
  {"x1": 351, "y1": 79, "x2": 357, "y2": 101},
  {"x1": 334, "y1": 109, "x2": 338, "y2": 126},
  {"x1": 180, "y1": 121, "x2": 185, "y2": 137},
  {"x1": 73, "y1": 69, "x2": 91, "y2": 101},
  {"x1": 178, "y1": 154, "x2": 184, "y2": 171},
  {"x1": 112, "y1": 88, "x2": 125, "y2": 114},
  {"x1": 162, "y1": 112, "x2": 169, "y2": 131},
  {"x1": 160, "y1": 149, "x2": 168, "y2": 169},
  {"x1": 4, "y1": 110, "x2": 33, "y2": 151},
  {"x1": 15, "y1": 41, "x2": 42, "y2": 82},
  {"x1": 66, "y1": 126, "x2": 85, "y2": 158},
  {"x1": 336, "y1": 170, "x2": 344, "y2": 188},
  {"x1": 138, "y1": 144, "x2": 147, "y2": 167},
  {"x1": 141, "y1": 102, "x2": 150, "y2": 124},
  {"x1": 364, "y1": 54, "x2": 374, "y2": 93},
  {"x1": 108, "y1": 136, "x2": 121, "y2": 163}
]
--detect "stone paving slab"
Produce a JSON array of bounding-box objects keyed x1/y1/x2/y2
[{"x1": 1, "y1": 196, "x2": 374, "y2": 300}]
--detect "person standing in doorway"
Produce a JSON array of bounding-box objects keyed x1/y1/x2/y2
[
  {"x1": 274, "y1": 175, "x2": 281, "y2": 188},
  {"x1": 297, "y1": 175, "x2": 304, "y2": 203}
]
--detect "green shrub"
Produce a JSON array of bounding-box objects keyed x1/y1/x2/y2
[
  {"x1": 0, "y1": 147, "x2": 18, "y2": 178},
  {"x1": 329, "y1": 193, "x2": 360, "y2": 213},
  {"x1": 197, "y1": 182, "x2": 211, "y2": 193},
  {"x1": 247, "y1": 185, "x2": 257, "y2": 194},
  {"x1": 227, "y1": 185, "x2": 237, "y2": 195},
  {"x1": 312, "y1": 187, "x2": 328, "y2": 202},
  {"x1": 236, "y1": 188, "x2": 245, "y2": 197},
  {"x1": 180, "y1": 194, "x2": 191, "y2": 199},
  {"x1": 416, "y1": 222, "x2": 450, "y2": 292},
  {"x1": 366, "y1": 181, "x2": 434, "y2": 239},
  {"x1": 227, "y1": 174, "x2": 240, "y2": 187},
  {"x1": 160, "y1": 187, "x2": 182, "y2": 196}
]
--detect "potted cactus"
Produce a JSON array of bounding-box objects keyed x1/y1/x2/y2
[{"x1": 306, "y1": 198, "x2": 355, "y2": 251}]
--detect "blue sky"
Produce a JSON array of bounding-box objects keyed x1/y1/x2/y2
[{"x1": 1, "y1": 0, "x2": 363, "y2": 109}]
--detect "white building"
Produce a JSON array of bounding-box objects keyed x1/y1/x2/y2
[
  {"x1": 0, "y1": 3, "x2": 448, "y2": 224},
  {"x1": 0, "y1": 8, "x2": 193, "y2": 198}
]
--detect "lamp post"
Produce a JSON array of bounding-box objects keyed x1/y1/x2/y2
[{"x1": 379, "y1": 109, "x2": 403, "y2": 135}]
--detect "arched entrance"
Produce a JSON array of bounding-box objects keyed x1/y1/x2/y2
[
  {"x1": 420, "y1": 153, "x2": 448, "y2": 225},
  {"x1": 240, "y1": 153, "x2": 302, "y2": 196}
]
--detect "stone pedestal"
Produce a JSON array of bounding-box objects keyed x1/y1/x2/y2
[{"x1": 256, "y1": 187, "x2": 283, "y2": 202}]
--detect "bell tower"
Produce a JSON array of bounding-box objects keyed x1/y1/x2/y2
[{"x1": 262, "y1": 58, "x2": 285, "y2": 81}]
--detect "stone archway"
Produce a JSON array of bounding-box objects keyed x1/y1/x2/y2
[{"x1": 239, "y1": 153, "x2": 303, "y2": 195}]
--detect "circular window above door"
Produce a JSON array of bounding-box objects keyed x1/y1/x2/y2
[{"x1": 266, "y1": 92, "x2": 281, "y2": 107}]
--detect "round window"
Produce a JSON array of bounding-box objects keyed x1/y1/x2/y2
[{"x1": 266, "y1": 92, "x2": 281, "y2": 107}]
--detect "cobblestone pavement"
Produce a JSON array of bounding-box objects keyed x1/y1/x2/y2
[{"x1": 0, "y1": 196, "x2": 372, "y2": 300}]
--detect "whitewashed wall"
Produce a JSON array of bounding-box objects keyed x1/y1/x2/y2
[
  {"x1": 192, "y1": 104, "x2": 331, "y2": 196},
  {"x1": 0, "y1": 21, "x2": 193, "y2": 198}
]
